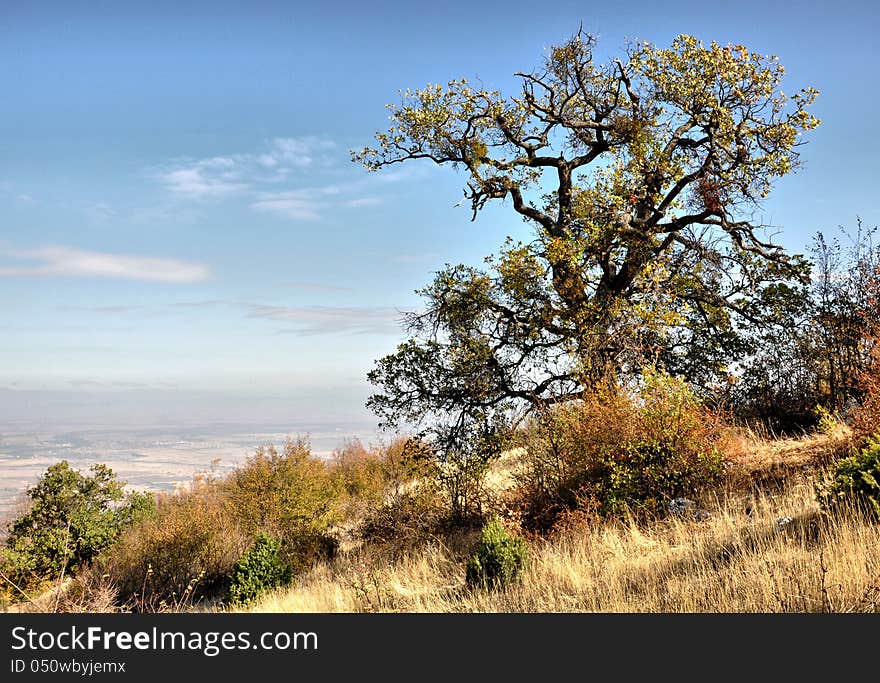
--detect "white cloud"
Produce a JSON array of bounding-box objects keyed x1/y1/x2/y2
[
  {"x1": 161, "y1": 167, "x2": 248, "y2": 198},
  {"x1": 158, "y1": 137, "x2": 338, "y2": 200},
  {"x1": 156, "y1": 136, "x2": 390, "y2": 220},
  {"x1": 284, "y1": 281, "x2": 354, "y2": 293},
  {"x1": 251, "y1": 197, "x2": 320, "y2": 221},
  {"x1": 250, "y1": 186, "x2": 342, "y2": 221},
  {"x1": 245, "y1": 303, "x2": 405, "y2": 336},
  {"x1": 344, "y1": 197, "x2": 382, "y2": 208},
  {"x1": 0, "y1": 246, "x2": 212, "y2": 283},
  {"x1": 268, "y1": 137, "x2": 336, "y2": 168}
]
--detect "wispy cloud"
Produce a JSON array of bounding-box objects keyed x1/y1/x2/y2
[
  {"x1": 390, "y1": 252, "x2": 438, "y2": 265},
  {"x1": 58, "y1": 304, "x2": 146, "y2": 314},
  {"x1": 161, "y1": 164, "x2": 249, "y2": 198},
  {"x1": 244, "y1": 303, "x2": 406, "y2": 336},
  {"x1": 250, "y1": 185, "x2": 342, "y2": 221},
  {"x1": 166, "y1": 300, "x2": 406, "y2": 335},
  {"x1": 266, "y1": 136, "x2": 336, "y2": 168},
  {"x1": 344, "y1": 197, "x2": 382, "y2": 208},
  {"x1": 156, "y1": 137, "x2": 385, "y2": 220},
  {"x1": 284, "y1": 281, "x2": 354, "y2": 293},
  {"x1": 158, "y1": 138, "x2": 336, "y2": 200},
  {"x1": 0, "y1": 246, "x2": 212, "y2": 283}
]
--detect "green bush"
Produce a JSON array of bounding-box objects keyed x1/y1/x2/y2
[
  {"x1": 818, "y1": 436, "x2": 880, "y2": 518},
  {"x1": 3, "y1": 461, "x2": 153, "y2": 595},
  {"x1": 227, "y1": 533, "x2": 293, "y2": 606},
  {"x1": 465, "y1": 517, "x2": 528, "y2": 590},
  {"x1": 596, "y1": 440, "x2": 723, "y2": 517}
]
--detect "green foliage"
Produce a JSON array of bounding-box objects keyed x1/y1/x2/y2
[
  {"x1": 818, "y1": 437, "x2": 880, "y2": 519},
  {"x1": 597, "y1": 440, "x2": 722, "y2": 517},
  {"x1": 3, "y1": 461, "x2": 153, "y2": 591},
  {"x1": 814, "y1": 405, "x2": 838, "y2": 435},
  {"x1": 517, "y1": 370, "x2": 725, "y2": 526},
  {"x1": 465, "y1": 517, "x2": 528, "y2": 590},
  {"x1": 227, "y1": 533, "x2": 293, "y2": 606}
]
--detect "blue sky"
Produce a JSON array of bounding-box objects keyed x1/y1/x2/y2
[{"x1": 1, "y1": 0, "x2": 878, "y2": 436}]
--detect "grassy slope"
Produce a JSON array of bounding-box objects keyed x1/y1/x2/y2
[{"x1": 243, "y1": 425, "x2": 880, "y2": 613}]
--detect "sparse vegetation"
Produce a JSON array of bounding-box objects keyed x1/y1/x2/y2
[
  {"x1": 243, "y1": 445, "x2": 880, "y2": 613},
  {"x1": 3, "y1": 401, "x2": 879, "y2": 614}
]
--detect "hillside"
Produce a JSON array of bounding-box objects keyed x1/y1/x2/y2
[
  {"x1": 4, "y1": 421, "x2": 878, "y2": 614},
  {"x1": 238, "y1": 425, "x2": 880, "y2": 613}
]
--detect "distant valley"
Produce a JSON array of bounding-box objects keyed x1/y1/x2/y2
[{"x1": 0, "y1": 420, "x2": 378, "y2": 522}]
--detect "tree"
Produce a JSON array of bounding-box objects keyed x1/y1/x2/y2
[
  {"x1": 353, "y1": 30, "x2": 819, "y2": 435},
  {"x1": 4, "y1": 461, "x2": 153, "y2": 582},
  {"x1": 730, "y1": 222, "x2": 880, "y2": 430}
]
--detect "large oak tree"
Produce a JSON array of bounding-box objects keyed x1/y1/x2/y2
[{"x1": 354, "y1": 31, "x2": 819, "y2": 434}]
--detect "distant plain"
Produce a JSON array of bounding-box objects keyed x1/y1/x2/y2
[{"x1": 0, "y1": 421, "x2": 376, "y2": 522}]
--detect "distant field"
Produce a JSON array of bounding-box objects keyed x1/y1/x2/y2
[{"x1": 0, "y1": 422, "x2": 377, "y2": 523}]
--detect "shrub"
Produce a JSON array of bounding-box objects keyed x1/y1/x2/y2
[
  {"x1": 103, "y1": 439, "x2": 342, "y2": 611},
  {"x1": 357, "y1": 488, "x2": 445, "y2": 557},
  {"x1": 329, "y1": 439, "x2": 387, "y2": 519},
  {"x1": 423, "y1": 415, "x2": 509, "y2": 522},
  {"x1": 465, "y1": 517, "x2": 528, "y2": 590},
  {"x1": 596, "y1": 440, "x2": 723, "y2": 517},
  {"x1": 103, "y1": 478, "x2": 245, "y2": 612},
  {"x1": 516, "y1": 369, "x2": 726, "y2": 527},
  {"x1": 3, "y1": 461, "x2": 153, "y2": 595},
  {"x1": 378, "y1": 437, "x2": 436, "y2": 498},
  {"x1": 853, "y1": 348, "x2": 880, "y2": 438},
  {"x1": 221, "y1": 438, "x2": 341, "y2": 572},
  {"x1": 227, "y1": 533, "x2": 293, "y2": 606},
  {"x1": 818, "y1": 437, "x2": 880, "y2": 518}
]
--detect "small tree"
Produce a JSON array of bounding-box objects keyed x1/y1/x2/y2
[
  {"x1": 4, "y1": 461, "x2": 153, "y2": 582},
  {"x1": 424, "y1": 413, "x2": 509, "y2": 521},
  {"x1": 730, "y1": 222, "x2": 880, "y2": 431},
  {"x1": 221, "y1": 438, "x2": 341, "y2": 571}
]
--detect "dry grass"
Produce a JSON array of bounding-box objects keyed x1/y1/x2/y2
[
  {"x1": 243, "y1": 425, "x2": 879, "y2": 613},
  {"x1": 5, "y1": 572, "x2": 119, "y2": 614},
  {"x1": 729, "y1": 422, "x2": 853, "y2": 475}
]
